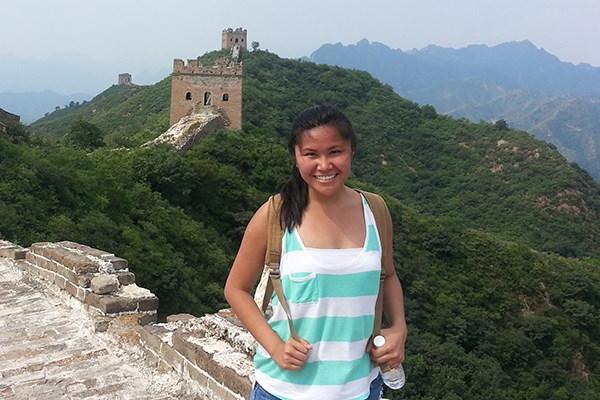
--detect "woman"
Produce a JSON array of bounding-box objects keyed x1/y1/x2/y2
[{"x1": 225, "y1": 105, "x2": 407, "y2": 400}]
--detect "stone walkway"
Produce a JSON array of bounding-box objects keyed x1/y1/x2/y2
[{"x1": 0, "y1": 258, "x2": 207, "y2": 400}]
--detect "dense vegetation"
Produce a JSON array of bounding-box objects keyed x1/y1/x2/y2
[
  {"x1": 310, "y1": 39, "x2": 600, "y2": 180},
  {"x1": 4, "y1": 50, "x2": 598, "y2": 398}
]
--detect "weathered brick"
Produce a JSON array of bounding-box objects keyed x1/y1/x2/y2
[
  {"x1": 97, "y1": 295, "x2": 137, "y2": 314},
  {"x1": 58, "y1": 241, "x2": 111, "y2": 258},
  {"x1": 184, "y1": 359, "x2": 210, "y2": 387},
  {"x1": 172, "y1": 333, "x2": 218, "y2": 378},
  {"x1": 139, "y1": 325, "x2": 165, "y2": 354},
  {"x1": 138, "y1": 296, "x2": 159, "y2": 311},
  {"x1": 104, "y1": 255, "x2": 128, "y2": 270},
  {"x1": 54, "y1": 274, "x2": 67, "y2": 289},
  {"x1": 25, "y1": 251, "x2": 38, "y2": 265},
  {"x1": 55, "y1": 263, "x2": 79, "y2": 285},
  {"x1": 208, "y1": 377, "x2": 245, "y2": 400},
  {"x1": 172, "y1": 333, "x2": 251, "y2": 397},
  {"x1": 77, "y1": 274, "x2": 93, "y2": 288},
  {"x1": 93, "y1": 317, "x2": 112, "y2": 332},
  {"x1": 166, "y1": 313, "x2": 196, "y2": 323},
  {"x1": 13, "y1": 248, "x2": 28, "y2": 260},
  {"x1": 64, "y1": 281, "x2": 78, "y2": 298},
  {"x1": 45, "y1": 246, "x2": 72, "y2": 264},
  {"x1": 159, "y1": 343, "x2": 185, "y2": 374},
  {"x1": 29, "y1": 242, "x2": 53, "y2": 257},
  {"x1": 61, "y1": 253, "x2": 98, "y2": 274},
  {"x1": 40, "y1": 256, "x2": 56, "y2": 272},
  {"x1": 137, "y1": 312, "x2": 158, "y2": 326},
  {"x1": 90, "y1": 275, "x2": 119, "y2": 295},
  {"x1": 116, "y1": 271, "x2": 135, "y2": 286}
]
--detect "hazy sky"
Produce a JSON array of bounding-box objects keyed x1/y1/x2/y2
[{"x1": 2, "y1": 0, "x2": 599, "y2": 91}]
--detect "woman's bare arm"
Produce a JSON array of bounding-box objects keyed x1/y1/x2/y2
[{"x1": 224, "y1": 202, "x2": 310, "y2": 370}]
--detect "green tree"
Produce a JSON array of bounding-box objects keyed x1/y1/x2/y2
[{"x1": 64, "y1": 120, "x2": 105, "y2": 151}]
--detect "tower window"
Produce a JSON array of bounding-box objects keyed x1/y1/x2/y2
[
  {"x1": 222, "y1": 93, "x2": 229, "y2": 101},
  {"x1": 235, "y1": 38, "x2": 239, "y2": 43},
  {"x1": 204, "y1": 92, "x2": 212, "y2": 105},
  {"x1": 185, "y1": 92, "x2": 192, "y2": 100}
]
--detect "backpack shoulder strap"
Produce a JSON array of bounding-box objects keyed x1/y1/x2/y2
[
  {"x1": 356, "y1": 189, "x2": 393, "y2": 337},
  {"x1": 261, "y1": 194, "x2": 301, "y2": 340},
  {"x1": 260, "y1": 194, "x2": 283, "y2": 313}
]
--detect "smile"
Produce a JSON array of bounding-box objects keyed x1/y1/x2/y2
[{"x1": 314, "y1": 174, "x2": 337, "y2": 182}]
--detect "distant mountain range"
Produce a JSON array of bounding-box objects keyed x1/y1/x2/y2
[
  {"x1": 0, "y1": 53, "x2": 170, "y2": 123},
  {"x1": 310, "y1": 39, "x2": 600, "y2": 180},
  {"x1": 0, "y1": 91, "x2": 92, "y2": 123}
]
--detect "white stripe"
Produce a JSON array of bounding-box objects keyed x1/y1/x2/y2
[
  {"x1": 281, "y1": 251, "x2": 380, "y2": 275},
  {"x1": 257, "y1": 338, "x2": 371, "y2": 363},
  {"x1": 270, "y1": 295, "x2": 378, "y2": 321},
  {"x1": 255, "y1": 368, "x2": 380, "y2": 400}
]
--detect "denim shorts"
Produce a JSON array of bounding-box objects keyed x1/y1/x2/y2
[{"x1": 249, "y1": 374, "x2": 383, "y2": 400}]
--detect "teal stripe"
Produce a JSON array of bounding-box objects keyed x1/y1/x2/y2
[
  {"x1": 283, "y1": 229, "x2": 303, "y2": 252},
  {"x1": 270, "y1": 315, "x2": 374, "y2": 343},
  {"x1": 281, "y1": 271, "x2": 380, "y2": 303},
  {"x1": 255, "y1": 352, "x2": 373, "y2": 385},
  {"x1": 365, "y1": 225, "x2": 380, "y2": 252}
]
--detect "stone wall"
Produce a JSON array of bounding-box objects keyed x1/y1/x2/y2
[{"x1": 0, "y1": 240, "x2": 253, "y2": 400}]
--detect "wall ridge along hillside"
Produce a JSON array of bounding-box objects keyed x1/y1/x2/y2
[{"x1": 0, "y1": 240, "x2": 253, "y2": 400}]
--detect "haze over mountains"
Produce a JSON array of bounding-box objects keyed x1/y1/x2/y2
[
  {"x1": 310, "y1": 39, "x2": 600, "y2": 180},
  {"x1": 0, "y1": 53, "x2": 169, "y2": 123}
]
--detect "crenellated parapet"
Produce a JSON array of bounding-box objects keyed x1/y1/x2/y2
[
  {"x1": 172, "y1": 58, "x2": 243, "y2": 76},
  {"x1": 2, "y1": 240, "x2": 159, "y2": 329},
  {"x1": 0, "y1": 239, "x2": 253, "y2": 399}
]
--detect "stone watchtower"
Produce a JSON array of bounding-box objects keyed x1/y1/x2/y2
[
  {"x1": 169, "y1": 57, "x2": 243, "y2": 129},
  {"x1": 221, "y1": 27, "x2": 247, "y2": 51},
  {"x1": 118, "y1": 73, "x2": 132, "y2": 85}
]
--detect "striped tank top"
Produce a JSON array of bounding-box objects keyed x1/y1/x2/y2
[{"x1": 254, "y1": 194, "x2": 381, "y2": 400}]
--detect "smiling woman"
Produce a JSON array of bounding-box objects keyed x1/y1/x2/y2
[{"x1": 224, "y1": 105, "x2": 407, "y2": 400}]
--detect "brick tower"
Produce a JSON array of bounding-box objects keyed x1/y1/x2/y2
[
  {"x1": 221, "y1": 27, "x2": 247, "y2": 51},
  {"x1": 169, "y1": 57, "x2": 243, "y2": 129}
]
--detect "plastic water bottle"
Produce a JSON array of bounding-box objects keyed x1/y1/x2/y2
[{"x1": 373, "y1": 335, "x2": 406, "y2": 389}]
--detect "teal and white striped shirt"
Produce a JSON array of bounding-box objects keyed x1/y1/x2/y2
[{"x1": 255, "y1": 194, "x2": 381, "y2": 400}]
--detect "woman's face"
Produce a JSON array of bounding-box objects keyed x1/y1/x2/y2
[{"x1": 294, "y1": 124, "x2": 353, "y2": 198}]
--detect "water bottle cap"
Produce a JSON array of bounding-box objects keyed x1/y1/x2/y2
[{"x1": 373, "y1": 335, "x2": 386, "y2": 347}]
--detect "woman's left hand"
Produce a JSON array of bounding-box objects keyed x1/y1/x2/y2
[{"x1": 367, "y1": 326, "x2": 407, "y2": 370}]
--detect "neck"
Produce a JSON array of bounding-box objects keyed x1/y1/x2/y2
[{"x1": 308, "y1": 186, "x2": 355, "y2": 209}]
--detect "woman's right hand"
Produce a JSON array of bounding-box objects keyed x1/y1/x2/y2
[{"x1": 271, "y1": 337, "x2": 312, "y2": 370}]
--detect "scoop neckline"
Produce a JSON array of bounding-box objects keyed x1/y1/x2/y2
[{"x1": 291, "y1": 194, "x2": 370, "y2": 267}]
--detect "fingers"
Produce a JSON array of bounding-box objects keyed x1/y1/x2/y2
[{"x1": 274, "y1": 338, "x2": 312, "y2": 370}]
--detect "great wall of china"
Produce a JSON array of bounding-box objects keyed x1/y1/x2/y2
[{"x1": 0, "y1": 240, "x2": 253, "y2": 400}]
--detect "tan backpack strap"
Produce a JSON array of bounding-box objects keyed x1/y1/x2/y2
[
  {"x1": 261, "y1": 195, "x2": 301, "y2": 340},
  {"x1": 357, "y1": 190, "x2": 393, "y2": 337},
  {"x1": 261, "y1": 195, "x2": 282, "y2": 313}
]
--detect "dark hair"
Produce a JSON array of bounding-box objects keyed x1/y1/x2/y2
[{"x1": 279, "y1": 105, "x2": 356, "y2": 230}]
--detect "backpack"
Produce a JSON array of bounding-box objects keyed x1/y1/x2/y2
[{"x1": 255, "y1": 189, "x2": 393, "y2": 341}]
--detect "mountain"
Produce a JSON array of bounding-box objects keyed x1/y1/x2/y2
[
  {"x1": 11, "y1": 50, "x2": 599, "y2": 398},
  {"x1": 310, "y1": 40, "x2": 600, "y2": 180},
  {"x1": 31, "y1": 50, "x2": 600, "y2": 259},
  {"x1": 0, "y1": 91, "x2": 92, "y2": 123}
]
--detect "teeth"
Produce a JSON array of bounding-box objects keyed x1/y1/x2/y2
[{"x1": 315, "y1": 174, "x2": 336, "y2": 181}]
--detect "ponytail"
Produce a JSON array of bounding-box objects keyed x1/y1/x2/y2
[{"x1": 279, "y1": 166, "x2": 308, "y2": 230}]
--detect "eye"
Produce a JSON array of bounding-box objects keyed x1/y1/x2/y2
[{"x1": 303, "y1": 151, "x2": 317, "y2": 158}]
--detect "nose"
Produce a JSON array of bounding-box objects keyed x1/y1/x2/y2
[{"x1": 317, "y1": 155, "x2": 331, "y2": 170}]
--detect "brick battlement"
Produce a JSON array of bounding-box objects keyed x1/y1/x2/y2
[
  {"x1": 0, "y1": 240, "x2": 252, "y2": 399},
  {"x1": 172, "y1": 58, "x2": 243, "y2": 76}
]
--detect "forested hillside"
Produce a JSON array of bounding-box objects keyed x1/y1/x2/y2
[
  {"x1": 5, "y1": 49, "x2": 598, "y2": 398},
  {"x1": 310, "y1": 39, "x2": 600, "y2": 181}
]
